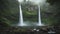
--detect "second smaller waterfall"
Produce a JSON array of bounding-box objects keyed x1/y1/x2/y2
[
  {"x1": 36, "y1": 5, "x2": 44, "y2": 26},
  {"x1": 38, "y1": 5, "x2": 42, "y2": 25}
]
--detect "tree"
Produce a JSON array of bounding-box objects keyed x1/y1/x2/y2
[
  {"x1": 46, "y1": 0, "x2": 60, "y2": 26},
  {"x1": 0, "y1": 0, "x2": 19, "y2": 26}
]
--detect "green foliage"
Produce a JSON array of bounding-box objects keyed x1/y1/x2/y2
[
  {"x1": 45, "y1": 0, "x2": 60, "y2": 26},
  {"x1": 0, "y1": 0, "x2": 19, "y2": 26},
  {"x1": 21, "y1": 2, "x2": 38, "y2": 22}
]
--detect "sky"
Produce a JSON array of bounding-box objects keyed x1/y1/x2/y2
[{"x1": 18, "y1": 0, "x2": 46, "y2": 4}]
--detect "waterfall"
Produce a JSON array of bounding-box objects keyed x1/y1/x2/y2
[
  {"x1": 38, "y1": 5, "x2": 42, "y2": 25},
  {"x1": 37, "y1": 5, "x2": 43, "y2": 26},
  {"x1": 18, "y1": 4, "x2": 24, "y2": 26},
  {"x1": 37, "y1": 5, "x2": 45, "y2": 26}
]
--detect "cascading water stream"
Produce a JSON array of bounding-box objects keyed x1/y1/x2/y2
[
  {"x1": 36, "y1": 5, "x2": 43, "y2": 26},
  {"x1": 37, "y1": 4, "x2": 45, "y2": 26},
  {"x1": 18, "y1": 4, "x2": 24, "y2": 26},
  {"x1": 38, "y1": 5, "x2": 42, "y2": 25}
]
